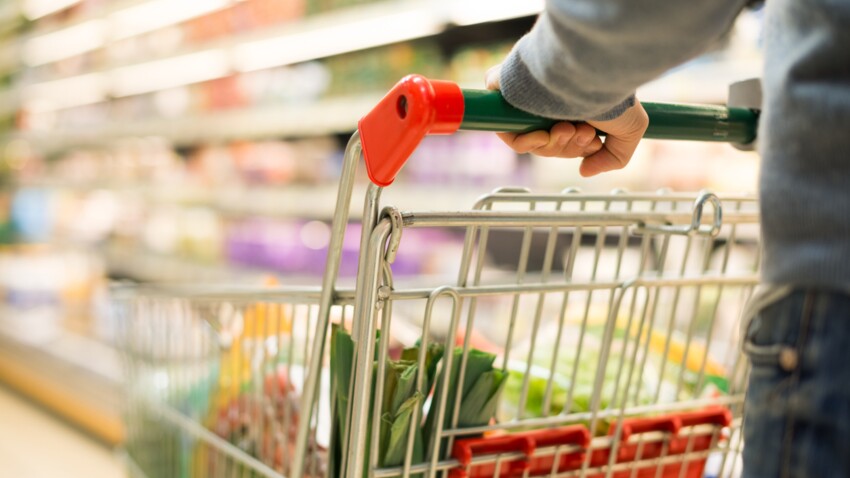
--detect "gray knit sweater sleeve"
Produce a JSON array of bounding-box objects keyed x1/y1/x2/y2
[
  {"x1": 500, "y1": 0, "x2": 747, "y2": 120},
  {"x1": 501, "y1": 0, "x2": 850, "y2": 289}
]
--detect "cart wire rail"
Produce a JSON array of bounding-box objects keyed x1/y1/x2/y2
[{"x1": 119, "y1": 76, "x2": 761, "y2": 478}]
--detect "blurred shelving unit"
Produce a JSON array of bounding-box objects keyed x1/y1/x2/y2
[
  {"x1": 2, "y1": 0, "x2": 544, "y2": 146},
  {"x1": 16, "y1": 94, "x2": 383, "y2": 153},
  {"x1": 0, "y1": 0, "x2": 555, "y2": 287},
  {"x1": 0, "y1": 1, "x2": 548, "y2": 446},
  {"x1": 0, "y1": 242, "x2": 124, "y2": 445},
  {"x1": 19, "y1": 178, "x2": 490, "y2": 219},
  {"x1": 0, "y1": 0, "x2": 764, "y2": 453},
  {"x1": 0, "y1": 384, "x2": 125, "y2": 477},
  {"x1": 0, "y1": 321, "x2": 125, "y2": 445}
]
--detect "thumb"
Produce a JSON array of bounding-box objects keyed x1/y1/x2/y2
[
  {"x1": 485, "y1": 64, "x2": 502, "y2": 90},
  {"x1": 580, "y1": 103, "x2": 648, "y2": 176},
  {"x1": 579, "y1": 135, "x2": 637, "y2": 177}
]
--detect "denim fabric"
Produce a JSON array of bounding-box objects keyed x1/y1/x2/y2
[{"x1": 742, "y1": 289, "x2": 850, "y2": 478}]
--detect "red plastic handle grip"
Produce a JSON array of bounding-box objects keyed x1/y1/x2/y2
[
  {"x1": 451, "y1": 435, "x2": 534, "y2": 477},
  {"x1": 358, "y1": 75, "x2": 464, "y2": 187},
  {"x1": 451, "y1": 426, "x2": 591, "y2": 478},
  {"x1": 611, "y1": 407, "x2": 732, "y2": 442},
  {"x1": 677, "y1": 407, "x2": 733, "y2": 428},
  {"x1": 526, "y1": 426, "x2": 591, "y2": 476},
  {"x1": 529, "y1": 426, "x2": 591, "y2": 449},
  {"x1": 613, "y1": 416, "x2": 682, "y2": 442}
]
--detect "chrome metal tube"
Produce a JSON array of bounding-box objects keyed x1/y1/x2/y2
[
  {"x1": 345, "y1": 219, "x2": 394, "y2": 478},
  {"x1": 291, "y1": 132, "x2": 361, "y2": 478}
]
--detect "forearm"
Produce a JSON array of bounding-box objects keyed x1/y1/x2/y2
[{"x1": 500, "y1": 0, "x2": 747, "y2": 120}]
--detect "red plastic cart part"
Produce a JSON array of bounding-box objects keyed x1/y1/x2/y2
[
  {"x1": 677, "y1": 406, "x2": 733, "y2": 428},
  {"x1": 586, "y1": 407, "x2": 732, "y2": 478},
  {"x1": 668, "y1": 407, "x2": 732, "y2": 456},
  {"x1": 450, "y1": 435, "x2": 534, "y2": 478},
  {"x1": 358, "y1": 75, "x2": 464, "y2": 187},
  {"x1": 613, "y1": 415, "x2": 682, "y2": 443},
  {"x1": 609, "y1": 406, "x2": 732, "y2": 448},
  {"x1": 446, "y1": 408, "x2": 731, "y2": 478},
  {"x1": 450, "y1": 426, "x2": 590, "y2": 478},
  {"x1": 526, "y1": 426, "x2": 592, "y2": 476}
]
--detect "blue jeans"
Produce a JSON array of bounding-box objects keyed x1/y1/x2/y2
[{"x1": 742, "y1": 289, "x2": 850, "y2": 478}]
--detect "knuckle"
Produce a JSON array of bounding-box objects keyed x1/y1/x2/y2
[
  {"x1": 554, "y1": 121, "x2": 576, "y2": 135},
  {"x1": 635, "y1": 109, "x2": 650, "y2": 131}
]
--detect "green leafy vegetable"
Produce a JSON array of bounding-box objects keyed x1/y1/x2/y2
[
  {"x1": 329, "y1": 325, "x2": 355, "y2": 478},
  {"x1": 380, "y1": 392, "x2": 425, "y2": 467},
  {"x1": 330, "y1": 328, "x2": 449, "y2": 476},
  {"x1": 424, "y1": 348, "x2": 507, "y2": 457}
]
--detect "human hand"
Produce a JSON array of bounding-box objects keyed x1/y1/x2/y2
[{"x1": 485, "y1": 65, "x2": 649, "y2": 177}]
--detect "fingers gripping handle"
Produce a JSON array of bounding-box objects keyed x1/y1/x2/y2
[
  {"x1": 358, "y1": 75, "x2": 759, "y2": 187},
  {"x1": 460, "y1": 91, "x2": 759, "y2": 145}
]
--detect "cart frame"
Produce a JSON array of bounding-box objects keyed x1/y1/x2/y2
[{"x1": 120, "y1": 75, "x2": 761, "y2": 478}]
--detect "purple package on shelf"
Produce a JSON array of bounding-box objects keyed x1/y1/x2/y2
[{"x1": 224, "y1": 218, "x2": 463, "y2": 278}]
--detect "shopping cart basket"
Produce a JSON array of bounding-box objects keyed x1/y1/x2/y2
[{"x1": 120, "y1": 75, "x2": 761, "y2": 478}]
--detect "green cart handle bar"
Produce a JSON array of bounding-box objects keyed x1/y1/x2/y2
[{"x1": 358, "y1": 75, "x2": 759, "y2": 187}]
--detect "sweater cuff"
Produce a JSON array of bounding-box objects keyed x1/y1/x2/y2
[
  {"x1": 592, "y1": 95, "x2": 636, "y2": 121},
  {"x1": 499, "y1": 42, "x2": 636, "y2": 121}
]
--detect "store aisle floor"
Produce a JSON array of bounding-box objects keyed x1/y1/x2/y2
[{"x1": 0, "y1": 386, "x2": 126, "y2": 478}]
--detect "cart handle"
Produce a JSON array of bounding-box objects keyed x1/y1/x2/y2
[{"x1": 358, "y1": 75, "x2": 759, "y2": 187}]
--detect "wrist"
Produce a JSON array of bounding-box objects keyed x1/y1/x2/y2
[{"x1": 589, "y1": 95, "x2": 637, "y2": 121}]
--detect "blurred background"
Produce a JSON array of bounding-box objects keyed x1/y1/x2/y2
[{"x1": 0, "y1": 0, "x2": 762, "y2": 476}]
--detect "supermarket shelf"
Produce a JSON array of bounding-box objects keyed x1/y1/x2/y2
[
  {"x1": 0, "y1": 1, "x2": 20, "y2": 26},
  {"x1": 12, "y1": 94, "x2": 381, "y2": 152},
  {"x1": 104, "y1": 242, "x2": 380, "y2": 286},
  {"x1": 23, "y1": 0, "x2": 84, "y2": 21},
  {"x1": 20, "y1": 0, "x2": 265, "y2": 44},
  {"x1": 203, "y1": 183, "x2": 491, "y2": 218},
  {"x1": 105, "y1": 243, "x2": 273, "y2": 283},
  {"x1": 0, "y1": 0, "x2": 545, "y2": 124},
  {"x1": 0, "y1": 313, "x2": 124, "y2": 445},
  {"x1": 0, "y1": 386, "x2": 126, "y2": 478},
  {"x1": 0, "y1": 51, "x2": 18, "y2": 79},
  {"x1": 224, "y1": 0, "x2": 542, "y2": 74},
  {"x1": 7, "y1": 0, "x2": 762, "y2": 151},
  {"x1": 0, "y1": 86, "x2": 16, "y2": 117},
  {"x1": 7, "y1": 57, "x2": 763, "y2": 153},
  {"x1": 21, "y1": 0, "x2": 152, "y2": 31},
  {"x1": 19, "y1": 0, "x2": 542, "y2": 101},
  {"x1": 105, "y1": 243, "x2": 362, "y2": 285},
  {"x1": 109, "y1": 0, "x2": 443, "y2": 74},
  {"x1": 26, "y1": 0, "x2": 540, "y2": 45},
  {"x1": 18, "y1": 179, "x2": 491, "y2": 219}
]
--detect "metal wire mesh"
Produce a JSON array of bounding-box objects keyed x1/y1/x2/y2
[
  {"x1": 120, "y1": 188, "x2": 758, "y2": 478},
  {"x1": 119, "y1": 288, "x2": 347, "y2": 478},
  {"x1": 347, "y1": 189, "x2": 758, "y2": 478}
]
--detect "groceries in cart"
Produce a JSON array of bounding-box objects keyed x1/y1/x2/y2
[
  {"x1": 324, "y1": 304, "x2": 739, "y2": 477},
  {"x1": 328, "y1": 326, "x2": 505, "y2": 475},
  {"x1": 501, "y1": 317, "x2": 731, "y2": 426}
]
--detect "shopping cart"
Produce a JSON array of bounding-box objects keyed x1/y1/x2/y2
[{"x1": 119, "y1": 75, "x2": 761, "y2": 478}]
